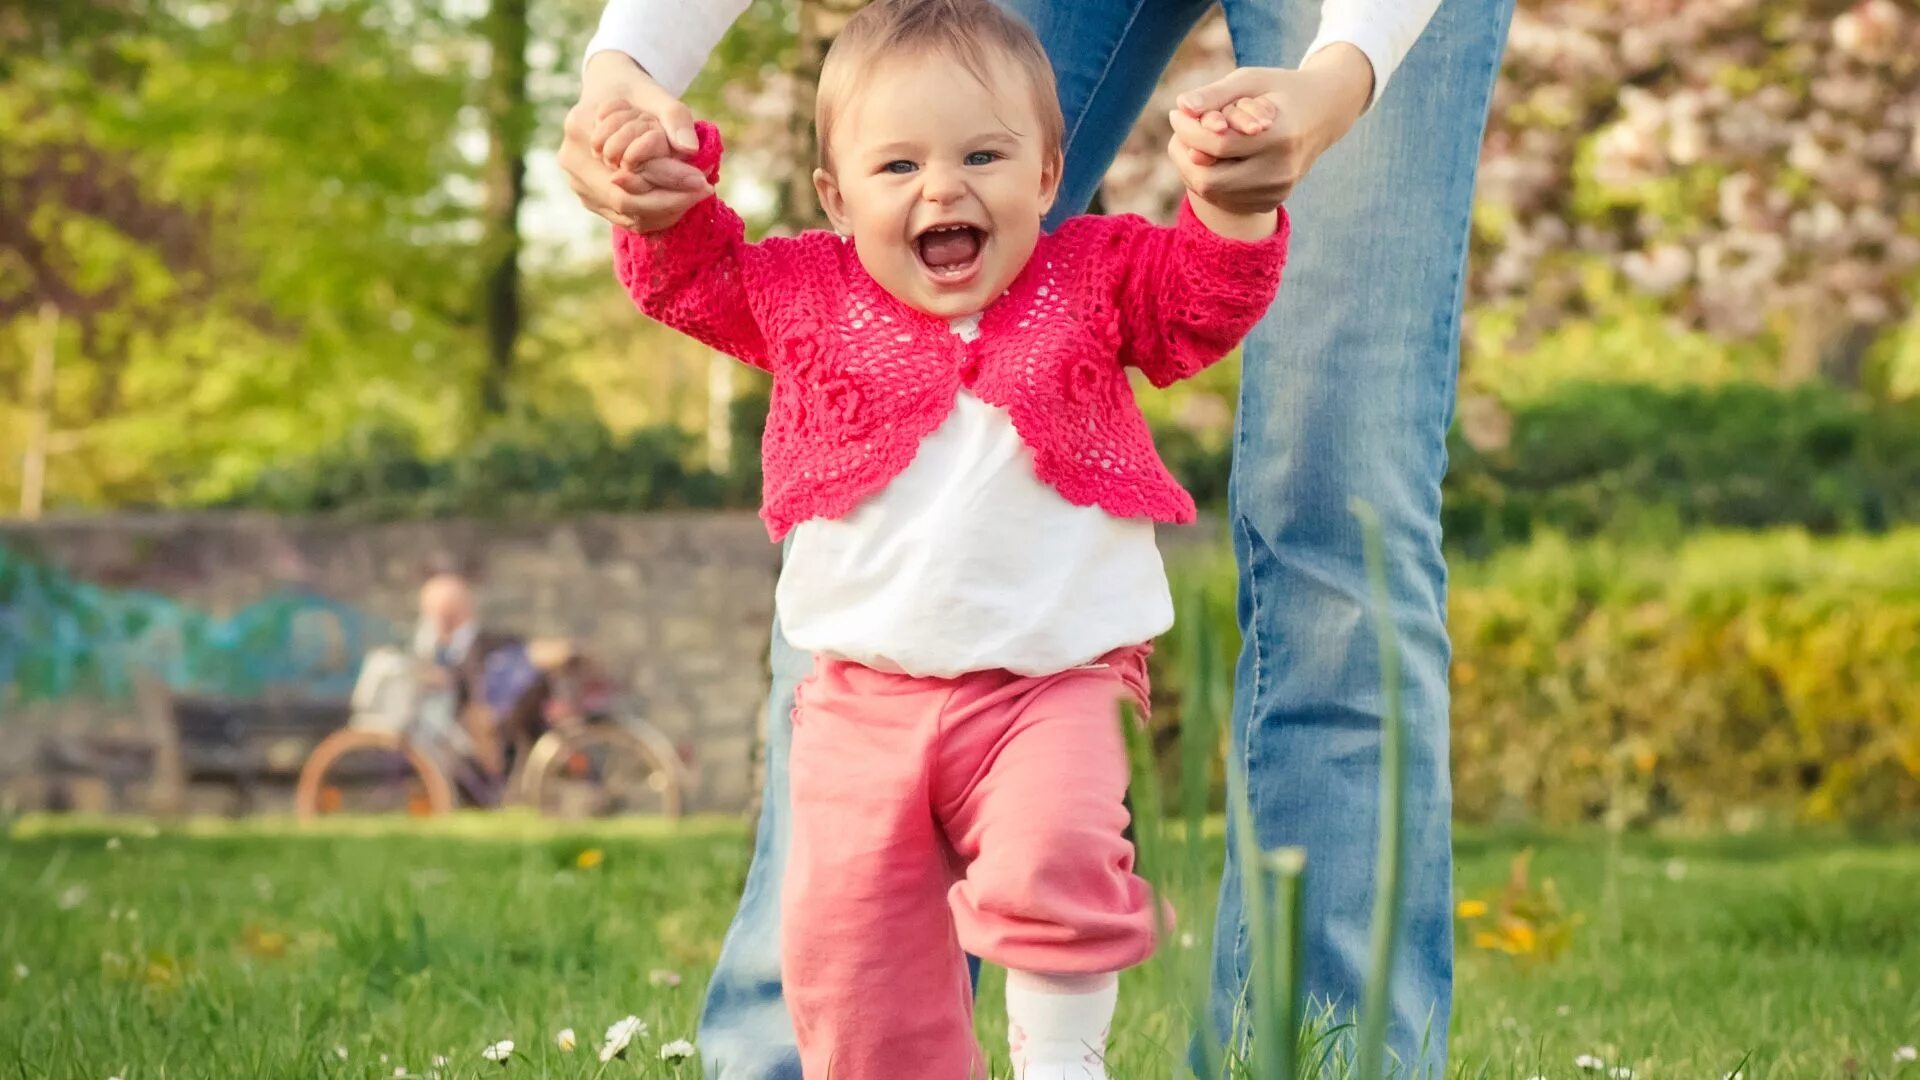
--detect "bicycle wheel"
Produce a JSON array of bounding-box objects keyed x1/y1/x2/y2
[
  {"x1": 294, "y1": 729, "x2": 456, "y2": 819},
  {"x1": 519, "y1": 725, "x2": 682, "y2": 819}
]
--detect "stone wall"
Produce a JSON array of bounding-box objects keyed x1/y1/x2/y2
[
  {"x1": 1, "y1": 512, "x2": 781, "y2": 814},
  {"x1": 1, "y1": 511, "x2": 1222, "y2": 815}
]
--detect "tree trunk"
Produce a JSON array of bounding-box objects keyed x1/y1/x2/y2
[
  {"x1": 20, "y1": 303, "x2": 59, "y2": 519},
  {"x1": 783, "y1": 0, "x2": 863, "y2": 231},
  {"x1": 479, "y1": 0, "x2": 530, "y2": 417}
]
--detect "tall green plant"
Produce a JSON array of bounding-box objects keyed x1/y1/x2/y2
[
  {"x1": 1351, "y1": 499, "x2": 1409, "y2": 1080},
  {"x1": 1126, "y1": 500, "x2": 1414, "y2": 1079}
]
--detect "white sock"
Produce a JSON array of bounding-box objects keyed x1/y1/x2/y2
[{"x1": 1005, "y1": 970, "x2": 1118, "y2": 1079}]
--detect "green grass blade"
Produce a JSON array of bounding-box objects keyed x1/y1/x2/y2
[{"x1": 1351, "y1": 497, "x2": 1407, "y2": 1080}]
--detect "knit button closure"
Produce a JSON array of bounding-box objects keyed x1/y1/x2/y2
[{"x1": 959, "y1": 356, "x2": 981, "y2": 385}]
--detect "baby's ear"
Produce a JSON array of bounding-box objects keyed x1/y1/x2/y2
[
  {"x1": 813, "y1": 168, "x2": 851, "y2": 235},
  {"x1": 1037, "y1": 147, "x2": 1064, "y2": 218}
]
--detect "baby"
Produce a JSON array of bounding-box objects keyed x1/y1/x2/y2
[{"x1": 598, "y1": 1, "x2": 1287, "y2": 1076}]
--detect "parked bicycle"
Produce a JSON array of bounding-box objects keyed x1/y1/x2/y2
[{"x1": 293, "y1": 640, "x2": 683, "y2": 820}]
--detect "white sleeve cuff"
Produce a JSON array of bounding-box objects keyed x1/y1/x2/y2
[
  {"x1": 582, "y1": 0, "x2": 752, "y2": 98},
  {"x1": 1301, "y1": 0, "x2": 1443, "y2": 110}
]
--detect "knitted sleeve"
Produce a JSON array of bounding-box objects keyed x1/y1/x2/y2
[
  {"x1": 1101, "y1": 199, "x2": 1291, "y2": 388},
  {"x1": 612, "y1": 122, "x2": 820, "y2": 374}
]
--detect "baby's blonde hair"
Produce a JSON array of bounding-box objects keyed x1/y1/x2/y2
[{"x1": 815, "y1": 0, "x2": 1065, "y2": 172}]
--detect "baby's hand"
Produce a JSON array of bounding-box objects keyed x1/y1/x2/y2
[
  {"x1": 1166, "y1": 93, "x2": 1282, "y2": 241},
  {"x1": 590, "y1": 101, "x2": 678, "y2": 175},
  {"x1": 1183, "y1": 95, "x2": 1279, "y2": 164}
]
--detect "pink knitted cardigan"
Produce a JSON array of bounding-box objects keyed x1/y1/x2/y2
[{"x1": 615, "y1": 123, "x2": 1289, "y2": 541}]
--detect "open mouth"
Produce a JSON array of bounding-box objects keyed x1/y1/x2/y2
[{"x1": 913, "y1": 223, "x2": 986, "y2": 285}]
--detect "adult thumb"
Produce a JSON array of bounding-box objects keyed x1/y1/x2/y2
[
  {"x1": 1176, "y1": 69, "x2": 1267, "y2": 115},
  {"x1": 628, "y1": 81, "x2": 700, "y2": 153}
]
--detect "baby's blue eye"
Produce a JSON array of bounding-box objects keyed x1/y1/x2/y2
[
  {"x1": 884, "y1": 160, "x2": 917, "y2": 175},
  {"x1": 965, "y1": 151, "x2": 999, "y2": 166}
]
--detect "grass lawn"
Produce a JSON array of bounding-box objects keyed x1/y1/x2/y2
[{"x1": 1, "y1": 814, "x2": 1915, "y2": 1078}]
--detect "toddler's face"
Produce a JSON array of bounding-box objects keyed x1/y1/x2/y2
[{"x1": 814, "y1": 52, "x2": 1061, "y2": 320}]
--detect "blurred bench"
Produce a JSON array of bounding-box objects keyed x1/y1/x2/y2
[{"x1": 37, "y1": 676, "x2": 347, "y2": 815}]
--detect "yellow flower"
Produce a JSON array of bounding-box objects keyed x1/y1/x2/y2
[
  {"x1": 142, "y1": 952, "x2": 180, "y2": 987},
  {"x1": 1456, "y1": 899, "x2": 1489, "y2": 920},
  {"x1": 1633, "y1": 749, "x2": 1657, "y2": 774},
  {"x1": 575, "y1": 848, "x2": 605, "y2": 870},
  {"x1": 240, "y1": 925, "x2": 289, "y2": 959},
  {"x1": 1504, "y1": 923, "x2": 1539, "y2": 954}
]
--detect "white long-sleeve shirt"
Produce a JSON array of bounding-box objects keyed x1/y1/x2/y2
[
  {"x1": 584, "y1": 0, "x2": 1444, "y2": 108},
  {"x1": 775, "y1": 316, "x2": 1172, "y2": 678}
]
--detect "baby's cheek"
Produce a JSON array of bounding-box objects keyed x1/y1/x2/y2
[
  {"x1": 851, "y1": 235, "x2": 914, "y2": 287},
  {"x1": 990, "y1": 225, "x2": 1042, "y2": 290}
]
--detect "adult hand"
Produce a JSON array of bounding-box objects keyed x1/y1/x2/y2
[
  {"x1": 1165, "y1": 44, "x2": 1376, "y2": 213},
  {"x1": 558, "y1": 52, "x2": 713, "y2": 231}
]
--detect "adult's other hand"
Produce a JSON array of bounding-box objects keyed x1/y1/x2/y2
[{"x1": 558, "y1": 52, "x2": 712, "y2": 231}]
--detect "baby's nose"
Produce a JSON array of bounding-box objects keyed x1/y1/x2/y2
[{"x1": 920, "y1": 164, "x2": 967, "y2": 203}]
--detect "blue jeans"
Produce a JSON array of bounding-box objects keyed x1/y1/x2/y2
[{"x1": 695, "y1": 1, "x2": 1513, "y2": 1075}]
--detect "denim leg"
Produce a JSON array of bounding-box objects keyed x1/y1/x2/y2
[
  {"x1": 1207, "y1": 0, "x2": 1514, "y2": 1074},
  {"x1": 996, "y1": 0, "x2": 1217, "y2": 225},
  {"x1": 696, "y1": 615, "x2": 809, "y2": 1080}
]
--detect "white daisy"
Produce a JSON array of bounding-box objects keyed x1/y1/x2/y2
[
  {"x1": 57, "y1": 885, "x2": 89, "y2": 911},
  {"x1": 1178, "y1": 932, "x2": 1198, "y2": 949},
  {"x1": 481, "y1": 1039, "x2": 515, "y2": 1063},
  {"x1": 599, "y1": 1016, "x2": 646, "y2": 1063},
  {"x1": 1897, "y1": 1046, "x2": 1918, "y2": 1063},
  {"x1": 1556, "y1": 1004, "x2": 1572, "y2": 1017},
  {"x1": 1725, "y1": 1070, "x2": 1745, "y2": 1080},
  {"x1": 1610, "y1": 1068, "x2": 1635, "y2": 1079},
  {"x1": 660, "y1": 1039, "x2": 695, "y2": 1063},
  {"x1": 1575, "y1": 1055, "x2": 1606, "y2": 1071},
  {"x1": 106, "y1": 837, "x2": 122, "y2": 850},
  {"x1": 394, "y1": 1069, "x2": 408, "y2": 1078},
  {"x1": 556, "y1": 1028, "x2": 577, "y2": 1052},
  {"x1": 1663, "y1": 858, "x2": 1687, "y2": 881},
  {"x1": 334, "y1": 1046, "x2": 350, "y2": 1061},
  {"x1": 12, "y1": 964, "x2": 26, "y2": 980},
  {"x1": 649, "y1": 969, "x2": 683, "y2": 988},
  {"x1": 433, "y1": 1055, "x2": 449, "y2": 1067}
]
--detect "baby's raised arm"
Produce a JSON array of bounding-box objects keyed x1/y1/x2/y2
[
  {"x1": 613, "y1": 122, "x2": 839, "y2": 376},
  {"x1": 1088, "y1": 203, "x2": 1289, "y2": 389},
  {"x1": 612, "y1": 123, "x2": 775, "y2": 370}
]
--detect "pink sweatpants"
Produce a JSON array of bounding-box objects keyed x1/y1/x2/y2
[{"x1": 781, "y1": 646, "x2": 1159, "y2": 1080}]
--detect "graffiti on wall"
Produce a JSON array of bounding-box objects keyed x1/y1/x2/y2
[{"x1": 0, "y1": 543, "x2": 395, "y2": 705}]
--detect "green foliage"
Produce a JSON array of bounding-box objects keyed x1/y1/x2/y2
[
  {"x1": 1144, "y1": 379, "x2": 1920, "y2": 554},
  {"x1": 218, "y1": 416, "x2": 742, "y2": 519},
  {"x1": 1449, "y1": 530, "x2": 1920, "y2": 828},
  {"x1": 1164, "y1": 529, "x2": 1920, "y2": 827},
  {"x1": 0, "y1": 0, "x2": 478, "y2": 509},
  {"x1": 1444, "y1": 382, "x2": 1920, "y2": 552}
]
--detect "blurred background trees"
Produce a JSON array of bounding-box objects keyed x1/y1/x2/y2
[{"x1": 2, "y1": 0, "x2": 1917, "y2": 534}]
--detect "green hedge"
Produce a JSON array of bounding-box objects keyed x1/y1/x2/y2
[
  {"x1": 1442, "y1": 383, "x2": 1920, "y2": 553},
  {"x1": 1160, "y1": 529, "x2": 1920, "y2": 827},
  {"x1": 214, "y1": 415, "x2": 753, "y2": 518},
  {"x1": 214, "y1": 384, "x2": 1920, "y2": 551},
  {"x1": 1128, "y1": 382, "x2": 1920, "y2": 553}
]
